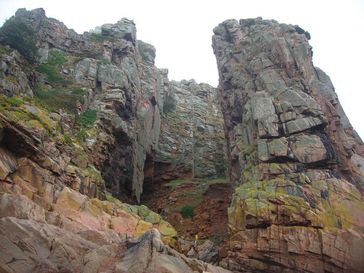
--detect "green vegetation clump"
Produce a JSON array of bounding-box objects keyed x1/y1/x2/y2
[
  {"x1": 4, "y1": 75, "x2": 18, "y2": 84},
  {"x1": 83, "y1": 165, "x2": 103, "y2": 184},
  {"x1": 0, "y1": 18, "x2": 38, "y2": 63},
  {"x1": 165, "y1": 179, "x2": 190, "y2": 190},
  {"x1": 90, "y1": 33, "x2": 111, "y2": 42},
  {"x1": 34, "y1": 86, "x2": 87, "y2": 113},
  {"x1": 75, "y1": 128, "x2": 88, "y2": 142},
  {"x1": 76, "y1": 109, "x2": 97, "y2": 128},
  {"x1": 36, "y1": 51, "x2": 67, "y2": 84},
  {"x1": 5, "y1": 96, "x2": 24, "y2": 107},
  {"x1": 99, "y1": 59, "x2": 112, "y2": 65},
  {"x1": 0, "y1": 45, "x2": 9, "y2": 55},
  {"x1": 0, "y1": 95, "x2": 55, "y2": 132},
  {"x1": 63, "y1": 134, "x2": 74, "y2": 146},
  {"x1": 180, "y1": 204, "x2": 194, "y2": 218}
]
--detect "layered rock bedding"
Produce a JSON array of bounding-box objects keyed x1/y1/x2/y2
[
  {"x1": 0, "y1": 8, "x2": 363, "y2": 273},
  {"x1": 213, "y1": 18, "x2": 364, "y2": 272}
]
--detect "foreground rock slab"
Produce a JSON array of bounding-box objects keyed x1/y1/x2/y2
[{"x1": 0, "y1": 189, "x2": 231, "y2": 273}]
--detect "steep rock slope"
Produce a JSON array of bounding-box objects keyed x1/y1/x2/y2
[
  {"x1": 0, "y1": 7, "x2": 231, "y2": 273},
  {"x1": 0, "y1": 180, "x2": 234, "y2": 273},
  {"x1": 155, "y1": 79, "x2": 226, "y2": 181},
  {"x1": 0, "y1": 8, "x2": 227, "y2": 203},
  {"x1": 213, "y1": 18, "x2": 364, "y2": 273},
  {"x1": 0, "y1": 8, "x2": 165, "y2": 202}
]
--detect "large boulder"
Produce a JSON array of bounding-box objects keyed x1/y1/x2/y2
[{"x1": 114, "y1": 229, "x2": 231, "y2": 273}]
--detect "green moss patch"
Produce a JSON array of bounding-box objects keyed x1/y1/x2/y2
[
  {"x1": 180, "y1": 204, "x2": 194, "y2": 218},
  {"x1": 0, "y1": 95, "x2": 55, "y2": 132},
  {"x1": 34, "y1": 85, "x2": 87, "y2": 114},
  {"x1": 76, "y1": 109, "x2": 97, "y2": 128},
  {"x1": 36, "y1": 51, "x2": 68, "y2": 84},
  {"x1": 90, "y1": 33, "x2": 112, "y2": 42}
]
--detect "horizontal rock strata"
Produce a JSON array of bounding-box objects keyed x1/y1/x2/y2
[{"x1": 212, "y1": 18, "x2": 364, "y2": 273}]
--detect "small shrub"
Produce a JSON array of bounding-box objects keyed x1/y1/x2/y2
[
  {"x1": 34, "y1": 85, "x2": 87, "y2": 113},
  {"x1": 5, "y1": 96, "x2": 24, "y2": 106},
  {"x1": 99, "y1": 59, "x2": 112, "y2": 65},
  {"x1": 180, "y1": 204, "x2": 194, "y2": 218},
  {"x1": 47, "y1": 51, "x2": 66, "y2": 66},
  {"x1": 36, "y1": 51, "x2": 67, "y2": 84},
  {"x1": 36, "y1": 63, "x2": 63, "y2": 83},
  {"x1": 63, "y1": 134, "x2": 74, "y2": 146},
  {"x1": 71, "y1": 88, "x2": 86, "y2": 96},
  {"x1": 4, "y1": 75, "x2": 17, "y2": 83},
  {"x1": 76, "y1": 128, "x2": 88, "y2": 142},
  {"x1": 0, "y1": 45, "x2": 9, "y2": 55},
  {"x1": 0, "y1": 18, "x2": 38, "y2": 63},
  {"x1": 90, "y1": 33, "x2": 111, "y2": 42},
  {"x1": 77, "y1": 109, "x2": 97, "y2": 128}
]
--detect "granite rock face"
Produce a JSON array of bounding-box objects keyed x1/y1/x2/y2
[
  {"x1": 0, "y1": 8, "x2": 228, "y2": 203},
  {"x1": 0, "y1": 8, "x2": 230, "y2": 273},
  {"x1": 0, "y1": 47, "x2": 34, "y2": 97},
  {"x1": 213, "y1": 18, "x2": 364, "y2": 273},
  {"x1": 154, "y1": 79, "x2": 227, "y2": 181},
  {"x1": 0, "y1": 8, "x2": 166, "y2": 202},
  {"x1": 3, "y1": 7, "x2": 364, "y2": 273}
]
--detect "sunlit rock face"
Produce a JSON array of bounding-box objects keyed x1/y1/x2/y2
[{"x1": 213, "y1": 18, "x2": 364, "y2": 273}]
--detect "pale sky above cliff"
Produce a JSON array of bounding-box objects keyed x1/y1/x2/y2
[{"x1": 0, "y1": 0, "x2": 363, "y2": 139}]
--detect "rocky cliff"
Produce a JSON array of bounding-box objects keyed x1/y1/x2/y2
[
  {"x1": 155, "y1": 79, "x2": 226, "y2": 181},
  {"x1": 1, "y1": 7, "x2": 364, "y2": 273},
  {"x1": 0, "y1": 7, "x2": 165, "y2": 203},
  {"x1": 213, "y1": 18, "x2": 364, "y2": 272},
  {"x1": 0, "y1": 8, "x2": 226, "y2": 203},
  {"x1": 0, "y1": 8, "x2": 230, "y2": 273}
]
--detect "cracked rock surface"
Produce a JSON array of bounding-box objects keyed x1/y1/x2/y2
[{"x1": 213, "y1": 18, "x2": 364, "y2": 273}]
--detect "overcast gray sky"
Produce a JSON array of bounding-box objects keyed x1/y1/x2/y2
[{"x1": 0, "y1": 0, "x2": 363, "y2": 139}]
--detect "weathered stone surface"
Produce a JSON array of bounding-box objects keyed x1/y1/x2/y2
[
  {"x1": 290, "y1": 133, "x2": 327, "y2": 163},
  {"x1": 4, "y1": 7, "x2": 363, "y2": 273},
  {"x1": 0, "y1": 47, "x2": 34, "y2": 97},
  {"x1": 137, "y1": 40, "x2": 156, "y2": 65},
  {"x1": 101, "y1": 18, "x2": 136, "y2": 43},
  {"x1": 114, "y1": 229, "x2": 230, "y2": 273},
  {"x1": 0, "y1": 187, "x2": 228, "y2": 273},
  {"x1": 284, "y1": 116, "x2": 323, "y2": 135},
  {"x1": 155, "y1": 80, "x2": 227, "y2": 181},
  {"x1": 74, "y1": 58, "x2": 98, "y2": 87},
  {"x1": 187, "y1": 239, "x2": 219, "y2": 263},
  {"x1": 0, "y1": 8, "x2": 166, "y2": 203},
  {"x1": 252, "y1": 93, "x2": 279, "y2": 137},
  {"x1": 0, "y1": 147, "x2": 17, "y2": 180},
  {"x1": 213, "y1": 18, "x2": 364, "y2": 272},
  {"x1": 0, "y1": 8, "x2": 228, "y2": 204}
]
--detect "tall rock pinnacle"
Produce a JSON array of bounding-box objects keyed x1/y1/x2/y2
[{"x1": 213, "y1": 18, "x2": 364, "y2": 273}]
